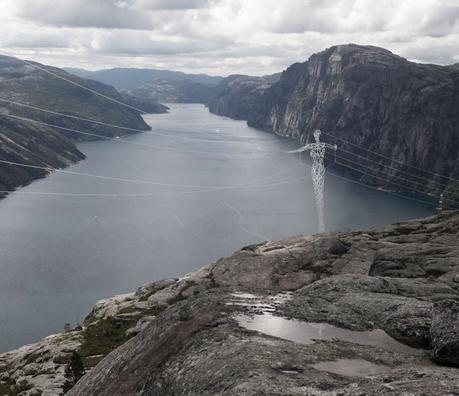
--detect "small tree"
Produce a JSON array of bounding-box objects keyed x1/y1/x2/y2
[
  {"x1": 62, "y1": 351, "x2": 85, "y2": 393},
  {"x1": 442, "y1": 181, "x2": 459, "y2": 210}
]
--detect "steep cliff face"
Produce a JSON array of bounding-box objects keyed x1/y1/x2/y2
[
  {"x1": 209, "y1": 45, "x2": 459, "y2": 196},
  {"x1": 1, "y1": 212, "x2": 458, "y2": 395},
  {"x1": 0, "y1": 117, "x2": 84, "y2": 196}
]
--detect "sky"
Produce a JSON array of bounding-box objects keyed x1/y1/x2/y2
[{"x1": 0, "y1": 0, "x2": 458, "y2": 76}]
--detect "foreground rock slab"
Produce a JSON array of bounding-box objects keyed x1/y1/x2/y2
[{"x1": 1, "y1": 211, "x2": 459, "y2": 395}]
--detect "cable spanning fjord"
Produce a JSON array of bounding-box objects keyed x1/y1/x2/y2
[
  {"x1": 325, "y1": 149, "x2": 459, "y2": 194},
  {"x1": 3, "y1": 107, "x2": 457, "y2": 192},
  {"x1": 327, "y1": 153, "x2": 453, "y2": 202},
  {"x1": 0, "y1": 97, "x2": 147, "y2": 133},
  {"x1": 0, "y1": 113, "x2": 241, "y2": 159},
  {"x1": 320, "y1": 130, "x2": 459, "y2": 184},
  {"x1": 335, "y1": 145, "x2": 455, "y2": 189},
  {"x1": 1, "y1": 110, "x2": 455, "y2": 204},
  {"x1": 0, "y1": 158, "x2": 305, "y2": 194},
  {"x1": 2, "y1": 154, "x2": 447, "y2": 209},
  {"x1": 0, "y1": 50, "x2": 455, "y2": 209},
  {"x1": 0, "y1": 98, "x2": 273, "y2": 146},
  {"x1": 4, "y1": 51, "x2": 453, "y2": 186}
]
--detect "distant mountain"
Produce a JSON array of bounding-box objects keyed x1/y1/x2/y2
[
  {"x1": 0, "y1": 55, "x2": 164, "y2": 196},
  {"x1": 65, "y1": 67, "x2": 223, "y2": 90},
  {"x1": 208, "y1": 44, "x2": 459, "y2": 196},
  {"x1": 125, "y1": 79, "x2": 217, "y2": 104}
]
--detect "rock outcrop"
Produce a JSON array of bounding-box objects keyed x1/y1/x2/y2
[
  {"x1": 208, "y1": 44, "x2": 459, "y2": 197},
  {"x1": 1, "y1": 211, "x2": 458, "y2": 395}
]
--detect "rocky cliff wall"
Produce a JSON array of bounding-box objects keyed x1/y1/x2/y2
[{"x1": 209, "y1": 45, "x2": 459, "y2": 197}]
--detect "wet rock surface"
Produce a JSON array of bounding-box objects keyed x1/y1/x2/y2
[{"x1": 2, "y1": 212, "x2": 459, "y2": 395}]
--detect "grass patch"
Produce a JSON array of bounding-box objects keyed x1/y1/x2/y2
[
  {"x1": 77, "y1": 283, "x2": 192, "y2": 369},
  {"x1": 0, "y1": 382, "x2": 10, "y2": 395},
  {"x1": 118, "y1": 306, "x2": 140, "y2": 315},
  {"x1": 0, "y1": 380, "x2": 33, "y2": 396},
  {"x1": 143, "y1": 306, "x2": 166, "y2": 317},
  {"x1": 77, "y1": 305, "x2": 168, "y2": 368},
  {"x1": 78, "y1": 317, "x2": 136, "y2": 367}
]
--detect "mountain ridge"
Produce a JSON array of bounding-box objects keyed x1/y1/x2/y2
[
  {"x1": 0, "y1": 55, "x2": 165, "y2": 196},
  {"x1": 65, "y1": 67, "x2": 223, "y2": 90}
]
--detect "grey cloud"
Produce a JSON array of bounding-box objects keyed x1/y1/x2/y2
[
  {"x1": 1, "y1": 32, "x2": 71, "y2": 48},
  {"x1": 2, "y1": 0, "x2": 459, "y2": 75},
  {"x1": 400, "y1": 44, "x2": 459, "y2": 65},
  {"x1": 90, "y1": 32, "x2": 227, "y2": 55},
  {"x1": 133, "y1": 0, "x2": 213, "y2": 10},
  {"x1": 418, "y1": 5, "x2": 459, "y2": 37},
  {"x1": 16, "y1": 0, "x2": 153, "y2": 29}
]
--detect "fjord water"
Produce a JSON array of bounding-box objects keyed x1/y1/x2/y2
[{"x1": 0, "y1": 104, "x2": 433, "y2": 352}]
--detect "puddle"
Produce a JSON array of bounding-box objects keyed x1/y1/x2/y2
[
  {"x1": 230, "y1": 292, "x2": 259, "y2": 299},
  {"x1": 235, "y1": 313, "x2": 422, "y2": 355},
  {"x1": 312, "y1": 358, "x2": 391, "y2": 377}
]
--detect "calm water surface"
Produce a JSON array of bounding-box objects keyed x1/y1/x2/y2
[{"x1": 0, "y1": 104, "x2": 434, "y2": 352}]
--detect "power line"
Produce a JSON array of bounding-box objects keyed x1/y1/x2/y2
[
  {"x1": 325, "y1": 164, "x2": 439, "y2": 208},
  {"x1": 0, "y1": 158, "x2": 219, "y2": 189},
  {"x1": 320, "y1": 130, "x2": 459, "y2": 183},
  {"x1": 0, "y1": 112, "x2": 450, "y2": 205},
  {"x1": 328, "y1": 155, "x2": 459, "y2": 205},
  {"x1": 0, "y1": 113, "x2": 237, "y2": 159},
  {"x1": 2, "y1": 89, "x2": 453, "y2": 188},
  {"x1": 0, "y1": 97, "x2": 147, "y2": 133},
  {"x1": 336, "y1": 146, "x2": 454, "y2": 190},
  {"x1": 0, "y1": 173, "x2": 309, "y2": 198},
  {"x1": 1, "y1": 113, "x2": 445, "y2": 205},
  {"x1": 0, "y1": 97, "x2": 282, "y2": 149},
  {"x1": 0, "y1": 49, "x2": 147, "y2": 114},
  {"x1": 1, "y1": 101, "x2": 453, "y2": 188},
  {"x1": 1, "y1": 157, "x2": 440, "y2": 209},
  {"x1": 331, "y1": 149, "x2": 459, "y2": 193},
  {"x1": 0, "y1": 158, "x2": 304, "y2": 192},
  {"x1": 0, "y1": 49, "x2": 449, "y2": 205}
]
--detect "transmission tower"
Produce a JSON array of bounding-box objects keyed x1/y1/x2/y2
[{"x1": 288, "y1": 129, "x2": 337, "y2": 233}]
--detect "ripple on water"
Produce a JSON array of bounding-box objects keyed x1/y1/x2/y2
[{"x1": 235, "y1": 313, "x2": 423, "y2": 355}]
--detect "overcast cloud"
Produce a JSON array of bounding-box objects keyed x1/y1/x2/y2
[{"x1": 0, "y1": 0, "x2": 458, "y2": 75}]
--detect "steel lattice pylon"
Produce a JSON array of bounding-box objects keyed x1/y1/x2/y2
[{"x1": 288, "y1": 129, "x2": 337, "y2": 233}]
